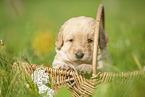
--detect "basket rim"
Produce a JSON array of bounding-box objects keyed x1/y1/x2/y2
[{"x1": 92, "y1": 4, "x2": 105, "y2": 77}]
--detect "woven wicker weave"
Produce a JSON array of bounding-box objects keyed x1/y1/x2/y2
[
  {"x1": 13, "y1": 61, "x2": 145, "y2": 97},
  {"x1": 13, "y1": 4, "x2": 145, "y2": 97}
]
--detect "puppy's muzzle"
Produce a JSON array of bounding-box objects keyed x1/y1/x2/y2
[{"x1": 75, "y1": 52, "x2": 84, "y2": 59}]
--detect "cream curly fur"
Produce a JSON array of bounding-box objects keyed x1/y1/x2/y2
[{"x1": 52, "y1": 16, "x2": 111, "y2": 73}]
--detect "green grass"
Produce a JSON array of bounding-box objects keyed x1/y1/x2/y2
[{"x1": 0, "y1": 0, "x2": 145, "y2": 96}]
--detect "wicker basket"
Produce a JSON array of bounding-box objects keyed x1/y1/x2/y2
[{"x1": 13, "y1": 4, "x2": 145, "y2": 97}]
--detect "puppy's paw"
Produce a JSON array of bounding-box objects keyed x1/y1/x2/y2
[
  {"x1": 76, "y1": 64, "x2": 92, "y2": 74},
  {"x1": 59, "y1": 65, "x2": 71, "y2": 70},
  {"x1": 54, "y1": 64, "x2": 74, "y2": 71}
]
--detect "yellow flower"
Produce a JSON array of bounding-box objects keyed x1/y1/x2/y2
[{"x1": 32, "y1": 32, "x2": 54, "y2": 54}]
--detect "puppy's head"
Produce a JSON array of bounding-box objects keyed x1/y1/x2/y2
[{"x1": 56, "y1": 16, "x2": 108, "y2": 64}]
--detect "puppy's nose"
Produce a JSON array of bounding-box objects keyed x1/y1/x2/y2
[{"x1": 75, "y1": 52, "x2": 84, "y2": 59}]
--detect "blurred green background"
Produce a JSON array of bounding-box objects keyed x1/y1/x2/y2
[
  {"x1": 0, "y1": 0, "x2": 145, "y2": 71},
  {"x1": 0, "y1": 0, "x2": 145, "y2": 97}
]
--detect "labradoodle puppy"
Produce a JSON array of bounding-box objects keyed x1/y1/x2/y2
[{"x1": 52, "y1": 16, "x2": 111, "y2": 73}]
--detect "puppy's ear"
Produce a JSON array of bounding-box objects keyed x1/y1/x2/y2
[
  {"x1": 55, "y1": 28, "x2": 63, "y2": 50},
  {"x1": 99, "y1": 25, "x2": 108, "y2": 49}
]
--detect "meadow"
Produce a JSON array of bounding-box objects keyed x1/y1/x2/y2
[{"x1": 0, "y1": 0, "x2": 145, "y2": 97}]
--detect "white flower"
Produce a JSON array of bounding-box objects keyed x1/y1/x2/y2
[
  {"x1": 47, "y1": 88, "x2": 55, "y2": 97},
  {"x1": 31, "y1": 68, "x2": 55, "y2": 97},
  {"x1": 38, "y1": 85, "x2": 55, "y2": 96},
  {"x1": 31, "y1": 68, "x2": 49, "y2": 86},
  {"x1": 38, "y1": 85, "x2": 49, "y2": 94}
]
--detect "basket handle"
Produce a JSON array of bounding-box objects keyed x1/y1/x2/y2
[{"x1": 92, "y1": 4, "x2": 105, "y2": 77}]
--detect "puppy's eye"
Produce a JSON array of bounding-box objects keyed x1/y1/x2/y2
[
  {"x1": 88, "y1": 39, "x2": 93, "y2": 43},
  {"x1": 69, "y1": 39, "x2": 74, "y2": 42}
]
